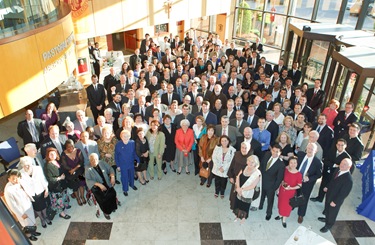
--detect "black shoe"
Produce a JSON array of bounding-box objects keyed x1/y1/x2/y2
[
  {"x1": 132, "y1": 186, "x2": 138, "y2": 191},
  {"x1": 177, "y1": 172, "x2": 181, "y2": 175},
  {"x1": 66, "y1": 205, "x2": 72, "y2": 209},
  {"x1": 171, "y1": 169, "x2": 176, "y2": 173},
  {"x1": 200, "y1": 182, "x2": 204, "y2": 186},
  {"x1": 164, "y1": 171, "x2": 167, "y2": 175},
  {"x1": 141, "y1": 182, "x2": 146, "y2": 185},
  {"x1": 145, "y1": 179, "x2": 149, "y2": 183},
  {"x1": 42, "y1": 223, "x2": 47, "y2": 228},
  {"x1": 186, "y1": 171, "x2": 190, "y2": 175},
  {"x1": 259, "y1": 206, "x2": 263, "y2": 210},
  {"x1": 282, "y1": 222, "x2": 287, "y2": 228},
  {"x1": 265, "y1": 215, "x2": 271, "y2": 221},
  {"x1": 250, "y1": 207, "x2": 257, "y2": 211},
  {"x1": 318, "y1": 217, "x2": 326, "y2": 222},
  {"x1": 47, "y1": 221, "x2": 52, "y2": 225},
  {"x1": 310, "y1": 197, "x2": 322, "y2": 202},
  {"x1": 104, "y1": 214, "x2": 111, "y2": 220},
  {"x1": 206, "y1": 184, "x2": 211, "y2": 188},
  {"x1": 29, "y1": 235, "x2": 38, "y2": 241},
  {"x1": 274, "y1": 216, "x2": 281, "y2": 220},
  {"x1": 123, "y1": 192, "x2": 128, "y2": 196},
  {"x1": 32, "y1": 232, "x2": 41, "y2": 236},
  {"x1": 320, "y1": 226, "x2": 329, "y2": 233},
  {"x1": 115, "y1": 180, "x2": 120, "y2": 184},
  {"x1": 134, "y1": 176, "x2": 138, "y2": 180},
  {"x1": 59, "y1": 214, "x2": 71, "y2": 219}
]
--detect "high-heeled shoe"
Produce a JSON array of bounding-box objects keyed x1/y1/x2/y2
[
  {"x1": 177, "y1": 171, "x2": 181, "y2": 175},
  {"x1": 82, "y1": 198, "x2": 87, "y2": 205},
  {"x1": 77, "y1": 199, "x2": 83, "y2": 206},
  {"x1": 145, "y1": 179, "x2": 149, "y2": 183},
  {"x1": 282, "y1": 221, "x2": 287, "y2": 228},
  {"x1": 42, "y1": 223, "x2": 47, "y2": 228}
]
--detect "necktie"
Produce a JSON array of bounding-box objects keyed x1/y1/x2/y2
[
  {"x1": 54, "y1": 140, "x2": 62, "y2": 155},
  {"x1": 29, "y1": 122, "x2": 38, "y2": 142},
  {"x1": 299, "y1": 159, "x2": 308, "y2": 175},
  {"x1": 334, "y1": 170, "x2": 340, "y2": 179},
  {"x1": 117, "y1": 103, "x2": 121, "y2": 113},
  {"x1": 266, "y1": 158, "x2": 273, "y2": 171},
  {"x1": 237, "y1": 121, "x2": 240, "y2": 128},
  {"x1": 129, "y1": 100, "x2": 133, "y2": 107},
  {"x1": 345, "y1": 114, "x2": 348, "y2": 120},
  {"x1": 34, "y1": 158, "x2": 39, "y2": 166},
  {"x1": 223, "y1": 128, "x2": 227, "y2": 136},
  {"x1": 317, "y1": 126, "x2": 321, "y2": 133},
  {"x1": 248, "y1": 116, "x2": 252, "y2": 125},
  {"x1": 94, "y1": 84, "x2": 97, "y2": 91},
  {"x1": 84, "y1": 146, "x2": 89, "y2": 156},
  {"x1": 168, "y1": 94, "x2": 172, "y2": 105}
]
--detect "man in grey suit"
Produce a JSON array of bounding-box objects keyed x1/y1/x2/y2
[
  {"x1": 73, "y1": 110, "x2": 95, "y2": 133},
  {"x1": 75, "y1": 131, "x2": 100, "y2": 167},
  {"x1": 215, "y1": 116, "x2": 240, "y2": 147}
]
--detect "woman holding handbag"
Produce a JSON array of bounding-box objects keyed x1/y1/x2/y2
[
  {"x1": 198, "y1": 125, "x2": 218, "y2": 187},
  {"x1": 275, "y1": 156, "x2": 302, "y2": 228},
  {"x1": 233, "y1": 155, "x2": 261, "y2": 224}
]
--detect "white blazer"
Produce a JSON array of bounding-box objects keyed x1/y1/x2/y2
[{"x1": 212, "y1": 145, "x2": 236, "y2": 178}]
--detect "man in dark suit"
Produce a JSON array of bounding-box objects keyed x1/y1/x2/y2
[
  {"x1": 306, "y1": 79, "x2": 325, "y2": 114},
  {"x1": 129, "y1": 48, "x2": 143, "y2": 70},
  {"x1": 265, "y1": 111, "x2": 279, "y2": 146},
  {"x1": 121, "y1": 89, "x2": 137, "y2": 107},
  {"x1": 245, "y1": 104, "x2": 259, "y2": 129},
  {"x1": 103, "y1": 68, "x2": 119, "y2": 102},
  {"x1": 115, "y1": 75, "x2": 131, "y2": 98},
  {"x1": 299, "y1": 95, "x2": 315, "y2": 123},
  {"x1": 144, "y1": 64, "x2": 160, "y2": 85},
  {"x1": 86, "y1": 75, "x2": 106, "y2": 122},
  {"x1": 259, "y1": 94, "x2": 274, "y2": 111},
  {"x1": 229, "y1": 110, "x2": 249, "y2": 141},
  {"x1": 144, "y1": 96, "x2": 168, "y2": 122},
  {"x1": 225, "y1": 42, "x2": 237, "y2": 57},
  {"x1": 161, "y1": 83, "x2": 180, "y2": 106},
  {"x1": 253, "y1": 96, "x2": 266, "y2": 119},
  {"x1": 342, "y1": 123, "x2": 364, "y2": 172},
  {"x1": 140, "y1": 33, "x2": 150, "y2": 55},
  {"x1": 242, "y1": 127, "x2": 262, "y2": 160},
  {"x1": 153, "y1": 46, "x2": 165, "y2": 62},
  {"x1": 195, "y1": 101, "x2": 217, "y2": 125},
  {"x1": 200, "y1": 80, "x2": 213, "y2": 101},
  {"x1": 131, "y1": 96, "x2": 147, "y2": 119},
  {"x1": 106, "y1": 93, "x2": 123, "y2": 122},
  {"x1": 273, "y1": 59, "x2": 287, "y2": 75},
  {"x1": 174, "y1": 104, "x2": 195, "y2": 129},
  {"x1": 256, "y1": 57, "x2": 273, "y2": 76},
  {"x1": 314, "y1": 114, "x2": 334, "y2": 159},
  {"x1": 186, "y1": 82, "x2": 203, "y2": 105},
  {"x1": 40, "y1": 125, "x2": 67, "y2": 159},
  {"x1": 251, "y1": 37, "x2": 263, "y2": 53},
  {"x1": 220, "y1": 99, "x2": 236, "y2": 121},
  {"x1": 333, "y1": 102, "x2": 358, "y2": 139},
  {"x1": 318, "y1": 158, "x2": 353, "y2": 233},
  {"x1": 209, "y1": 84, "x2": 228, "y2": 111},
  {"x1": 215, "y1": 116, "x2": 240, "y2": 147},
  {"x1": 311, "y1": 138, "x2": 351, "y2": 203},
  {"x1": 17, "y1": 109, "x2": 44, "y2": 149},
  {"x1": 142, "y1": 49, "x2": 156, "y2": 66},
  {"x1": 234, "y1": 97, "x2": 246, "y2": 112},
  {"x1": 259, "y1": 145, "x2": 285, "y2": 220},
  {"x1": 297, "y1": 143, "x2": 323, "y2": 224},
  {"x1": 288, "y1": 62, "x2": 302, "y2": 87}
]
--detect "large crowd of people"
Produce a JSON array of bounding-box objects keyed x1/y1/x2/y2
[{"x1": 7, "y1": 30, "x2": 364, "y2": 241}]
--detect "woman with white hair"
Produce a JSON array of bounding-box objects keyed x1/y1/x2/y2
[
  {"x1": 4, "y1": 169, "x2": 41, "y2": 241},
  {"x1": 233, "y1": 155, "x2": 262, "y2": 224},
  {"x1": 104, "y1": 108, "x2": 119, "y2": 133},
  {"x1": 19, "y1": 156, "x2": 51, "y2": 228},
  {"x1": 64, "y1": 120, "x2": 81, "y2": 143},
  {"x1": 174, "y1": 119, "x2": 194, "y2": 174}
]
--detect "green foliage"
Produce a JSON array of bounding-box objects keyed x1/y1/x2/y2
[{"x1": 237, "y1": 2, "x2": 253, "y2": 35}]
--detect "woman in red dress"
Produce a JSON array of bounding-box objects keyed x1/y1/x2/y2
[{"x1": 275, "y1": 156, "x2": 302, "y2": 228}]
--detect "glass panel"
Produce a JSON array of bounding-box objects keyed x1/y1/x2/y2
[
  {"x1": 317, "y1": 0, "x2": 341, "y2": 23},
  {"x1": 265, "y1": 0, "x2": 290, "y2": 15},
  {"x1": 343, "y1": 72, "x2": 357, "y2": 106},
  {"x1": 262, "y1": 46, "x2": 282, "y2": 64},
  {"x1": 342, "y1": 0, "x2": 375, "y2": 30},
  {"x1": 305, "y1": 40, "x2": 329, "y2": 82},
  {"x1": 334, "y1": 67, "x2": 348, "y2": 105},
  {"x1": 290, "y1": 0, "x2": 314, "y2": 20},
  {"x1": 363, "y1": 78, "x2": 375, "y2": 117},
  {"x1": 234, "y1": 9, "x2": 263, "y2": 40},
  {"x1": 356, "y1": 78, "x2": 371, "y2": 118},
  {"x1": 262, "y1": 14, "x2": 286, "y2": 48},
  {"x1": 238, "y1": 0, "x2": 265, "y2": 10},
  {"x1": 191, "y1": 16, "x2": 210, "y2": 31}
]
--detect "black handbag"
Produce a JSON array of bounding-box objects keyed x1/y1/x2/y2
[
  {"x1": 289, "y1": 194, "x2": 305, "y2": 208},
  {"x1": 22, "y1": 218, "x2": 37, "y2": 233},
  {"x1": 46, "y1": 205, "x2": 56, "y2": 221}
]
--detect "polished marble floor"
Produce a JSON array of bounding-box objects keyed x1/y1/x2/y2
[{"x1": 1, "y1": 112, "x2": 375, "y2": 245}]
